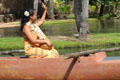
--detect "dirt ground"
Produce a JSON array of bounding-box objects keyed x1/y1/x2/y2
[
  {"x1": 48, "y1": 36, "x2": 79, "y2": 41},
  {"x1": 0, "y1": 21, "x2": 20, "y2": 28}
]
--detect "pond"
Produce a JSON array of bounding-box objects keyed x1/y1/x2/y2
[
  {"x1": 89, "y1": 19, "x2": 120, "y2": 33},
  {"x1": 0, "y1": 19, "x2": 120, "y2": 56},
  {"x1": 0, "y1": 19, "x2": 120, "y2": 37},
  {"x1": 0, "y1": 22, "x2": 78, "y2": 37}
]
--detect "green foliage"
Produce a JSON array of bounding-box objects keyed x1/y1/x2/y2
[
  {"x1": 97, "y1": 0, "x2": 119, "y2": 5},
  {"x1": 90, "y1": 0, "x2": 120, "y2": 6},
  {"x1": 59, "y1": 5, "x2": 71, "y2": 14},
  {"x1": 67, "y1": 13, "x2": 75, "y2": 19},
  {"x1": 89, "y1": 0, "x2": 97, "y2": 5},
  {"x1": 100, "y1": 14, "x2": 110, "y2": 19},
  {"x1": 90, "y1": 6, "x2": 96, "y2": 11},
  {"x1": 89, "y1": 0, "x2": 120, "y2": 18},
  {"x1": 54, "y1": 0, "x2": 71, "y2": 14}
]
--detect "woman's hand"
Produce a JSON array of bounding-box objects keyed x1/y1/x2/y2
[
  {"x1": 46, "y1": 40, "x2": 53, "y2": 47},
  {"x1": 45, "y1": 40, "x2": 53, "y2": 50},
  {"x1": 42, "y1": 3, "x2": 47, "y2": 10},
  {"x1": 36, "y1": 2, "x2": 47, "y2": 27}
]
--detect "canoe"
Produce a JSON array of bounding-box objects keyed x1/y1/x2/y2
[{"x1": 0, "y1": 52, "x2": 120, "y2": 80}]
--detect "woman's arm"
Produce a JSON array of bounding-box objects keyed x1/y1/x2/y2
[
  {"x1": 36, "y1": 3, "x2": 47, "y2": 27},
  {"x1": 23, "y1": 25, "x2": 52, "y2": 46}
]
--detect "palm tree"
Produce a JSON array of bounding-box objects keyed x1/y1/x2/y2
[
  {"x1": 34, "y1": 0, "x2": 39, "y2": 14},
  {"x1": 48, "y1": 0, "x2": 55, "y2": 19},
  {"x1": 74, "y1": 0, "x2": 89, "y2": 40}
]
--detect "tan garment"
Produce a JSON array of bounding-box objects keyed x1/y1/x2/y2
[{"x1": 24, "y1": 23, "x2": 59, "y2": 58}]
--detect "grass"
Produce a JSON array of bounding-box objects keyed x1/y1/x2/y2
[
  {"x1": 7, "y1": 19, "x2": 75, "y2": 26},
  {"x1": 51, "y1": 40, "x2": 80, "y2": 49},
  {"x1": 44, "y1": 18, "x2": 97, "y2": 25},
  {"x1": 0, "y1": 33, "x2": 120, "y2": 51},
  {"x1": 0, "y1": 37, "x2": 24, "y2": 50},
  {"x1": 90, "y1": 33, "x2": 120, "y2": 44},
  {"x1": 44, "y1": 19, "x2": 75, "y2": 25},
  {"x1": 6, "y1": 18, "x2": 98, "y2": 26}
]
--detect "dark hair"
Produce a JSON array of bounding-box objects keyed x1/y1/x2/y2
[{"x1": 20, "y1": 9, "x2": 35, "y2": 31}]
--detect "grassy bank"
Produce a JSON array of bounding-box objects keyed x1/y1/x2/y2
[
  {"x1": 0, "y1": 33, "x2": 120, "y2": 51},
  {"x1": 1, "y1": 18, "x2": 98, "y2": 28}
]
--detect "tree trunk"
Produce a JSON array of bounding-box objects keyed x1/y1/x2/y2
[
  {"x1": 34, "y1": 0, "x2": 38, "y2": 15},
  {"x1": 48, "y1": 0, "x2": 55, "y2": 19},
  {"x1": 113, "y1": 2, "x2": 116, "y2": 13},
  {"x1": 74, "y1": 0, "x2": 89, "y2": 40},
  {"x1": 99, "y1": 4, "x2": 105, "y2": 16}
]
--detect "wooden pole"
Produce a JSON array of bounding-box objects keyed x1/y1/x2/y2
[
  {"x1": 0, "y1": 50, "x2": 24, "y2": 56},
  {"x1": 65, "y1": 47, "x2": 120, "y2": 59},
  {"x1": 0, "y1": 47, "x2": 120, "y2": 58}
]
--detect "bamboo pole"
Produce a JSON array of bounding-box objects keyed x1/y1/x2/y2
[
  {"x1": 65, "y1": 47, "x2": 120, "y2": 59},
  {"x1": 0, "y1": 50, "x2": 24, "y2": 56},
  {"x1": 0, "y1": 47, "x2": 120, "y2": 58}
]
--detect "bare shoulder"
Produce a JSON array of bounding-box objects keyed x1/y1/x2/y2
[{"x1": 23, "y1": 25, "x2": 32, "y2": 33}]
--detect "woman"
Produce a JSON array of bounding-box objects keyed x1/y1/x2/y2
[{"x1": 21, "y1": 3, "x2": 59, "y2": 58}]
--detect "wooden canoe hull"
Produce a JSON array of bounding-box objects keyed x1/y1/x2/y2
[{"x1": 0, "y1": 52, "x2": 120, "y2": 80}]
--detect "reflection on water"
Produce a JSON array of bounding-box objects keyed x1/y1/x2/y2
[
  {"x1": 0, "y1": 27, "x2": 23, "y2": 37},
  {"x1": 107, "y1": 51, "x2": 120, "y2": 57},
  {"x1": 42, "y1": 23, "x2": 78, "y2": 36},
  {"x1": 0, "y1": 22, "x2": 78, "y2": 37},
  {"x1": 89, "y1": 19, "x2": 120, "y2": 33},
  {"x1": 0, "y1": 19, "x2": 120, "y2": 37}
]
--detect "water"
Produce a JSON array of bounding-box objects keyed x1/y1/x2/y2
[
  {"x1": 0, "y1": 27, "x2": 23, "y2": 37},
  {"x1": 41, "y1": 23, "x2": 78, "y2": 36},
  {"x1": 89, "y1": 19, "x2": 120, "y2": 33},
  {"x1": 0, "y1": 19, "x2": 120, "y2": 56},
  {"x1": 107, "y1": 51, "x2": 120, "y2": 57},
  {"x1": 0, "y1": 23, "x2": 78, "y2": 37},
  {"x1": 0, "y1": 19, "x2": 120, "y2": 37}
]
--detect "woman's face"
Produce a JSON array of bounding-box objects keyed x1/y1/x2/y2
[{"x1": 30, "y1": 11, "x2": 37, "y2": 22}]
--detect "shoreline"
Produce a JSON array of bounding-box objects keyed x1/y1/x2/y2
[{"x1": 0, "y1": 21, "x2": 20, "y2": 28}]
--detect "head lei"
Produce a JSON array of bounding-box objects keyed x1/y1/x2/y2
[{"x1": 24, "y1": 11, "x2": 30, "y2": 17}]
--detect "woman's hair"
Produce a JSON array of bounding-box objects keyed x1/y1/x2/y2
[{"x1": 20, "y1": 9, "x2": 35, "y2": 31}]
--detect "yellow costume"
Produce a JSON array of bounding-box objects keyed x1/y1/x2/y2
[{"x1": 24, "y1": 22, "x2": 59, "y2": 58}]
